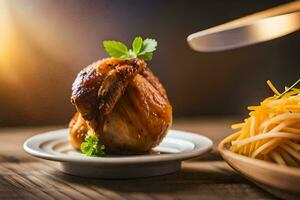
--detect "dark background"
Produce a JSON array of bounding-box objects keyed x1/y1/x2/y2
[{"x1": 0, "y1": 0, "x2": 299, "y2": 127}]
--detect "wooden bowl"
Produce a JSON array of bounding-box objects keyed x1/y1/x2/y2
[{"x1": 218, "y1": 136, "x2": 300, "y2": 198}]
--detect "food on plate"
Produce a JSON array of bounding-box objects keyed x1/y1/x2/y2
[
  {"x1": 69, "y1": 37, "x2": 172, "y2": 156},
  {"x1": 224, "y1": 79, "x2": 300, "y2": 167}
]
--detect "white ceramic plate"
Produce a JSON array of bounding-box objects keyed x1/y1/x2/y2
[{"x1": 24, "y1": 129, "x2": 213, "y2": 179}]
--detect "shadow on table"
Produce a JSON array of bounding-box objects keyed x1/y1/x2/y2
[
  {"x1": 46, "y1": 163, "x2": 277, "y2": 199},
  {"x1": 48, "y1": 161, "x2": 250, "y2": 193}
]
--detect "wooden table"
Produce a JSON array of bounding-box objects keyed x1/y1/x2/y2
[{"x1": 0, "y1": 118, "x2": 277, "y2": 200}]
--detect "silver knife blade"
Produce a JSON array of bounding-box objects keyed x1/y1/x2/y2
[{"x1": 187, "y1": 11, "x2": 300, "y2": 52}]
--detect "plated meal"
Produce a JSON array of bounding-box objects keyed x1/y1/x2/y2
[
  {"x1": 23, "y1": 37, "x2": 213, "y2": 178},
  {"x1": 69, "y1": 37, "x2": 173, "y2": 156},
  {"x1": 223, "y1": 79, "x2": 300, "y2": 167}
]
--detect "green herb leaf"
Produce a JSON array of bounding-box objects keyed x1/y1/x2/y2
[
  {"x1": 138, "y1": 52, "x2": 153, "y2": 61},
  {"x1": 102, "y1": 37, "x2": 157, "y2": 61},
  {"x1": 103, "y1": 41, "x2": 128, "y2": 58},
  {"x1": 139, "y1": 38, "x2": 157, "y2": 55},
  {"x1": 126, "y1": 49, "x2": 137, "y2": 59},
  {"x1": 80, "y1": 134, "x2": 105, "y2": 157},
  {"x1": 132, "y1": 36, "x2": 143, "y2": 54},
  {"x1": 276, "y1": 78, "x2": 300, "y2": 99}
]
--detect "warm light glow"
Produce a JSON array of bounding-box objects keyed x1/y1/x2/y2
[
  {"x1": 0, "y1": 1, "x2": 39, "y2": 88},
  {"x1": 0, "y1": 1, "x2": 21, "y2": 86}
]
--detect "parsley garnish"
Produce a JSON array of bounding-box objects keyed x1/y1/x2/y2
[
  {"x1": 103, "y1": 36, "x2": 157, "y2": 61},
  {"x1": 80, "y1": 134, "x2": 105, "y2": 157}
]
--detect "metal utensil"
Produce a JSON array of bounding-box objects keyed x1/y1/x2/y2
[{"x1": 187, "y1": 1, "x2": 300, "y2": 52}]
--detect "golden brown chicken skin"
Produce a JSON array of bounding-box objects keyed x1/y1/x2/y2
[{"x1": 69, "y1": 58, "x2": 172, "y2": 153}]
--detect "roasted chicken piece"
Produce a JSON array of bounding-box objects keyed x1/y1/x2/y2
[{"x1": 69, "y1": 58, "x2": 172, "y2": 153}]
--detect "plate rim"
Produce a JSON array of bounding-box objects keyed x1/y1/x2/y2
[{"x1": 24, "y1": 128, "x2": 213, "y2": 165}]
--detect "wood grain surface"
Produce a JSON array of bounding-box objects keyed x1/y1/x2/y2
[{"x1": 0, "y1": 118, "x2": 277, "y2": 200}]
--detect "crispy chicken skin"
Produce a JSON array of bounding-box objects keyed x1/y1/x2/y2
[{"x1": 69, "y1": 58, "x2": 172, "y2": 153}]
